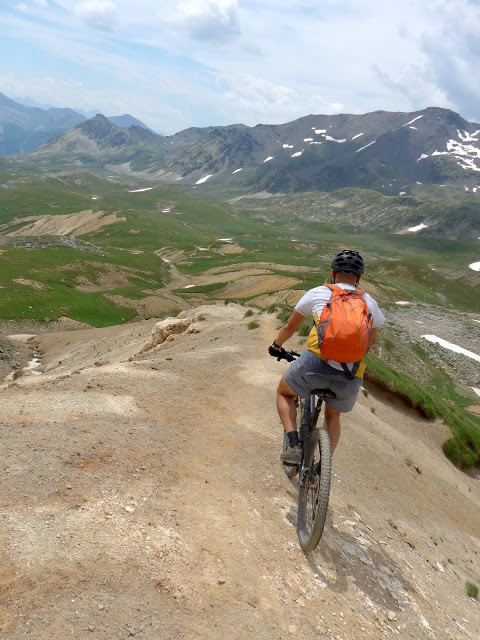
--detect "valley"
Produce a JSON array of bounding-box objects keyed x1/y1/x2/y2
[
  {"x1": 0, "y1": 101, "x2": 479, "y2": 638},
  {"x1": 0, "y1": 168, "x2": 479, "y2": 470}
]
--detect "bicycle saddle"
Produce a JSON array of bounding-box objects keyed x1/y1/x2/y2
[{"x1": 311, "y1": 388, "x2": 337, "y2": 399}]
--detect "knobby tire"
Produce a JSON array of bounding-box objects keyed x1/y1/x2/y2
[{"x1": 297, "y1": 425, "x2": 332, "y2": 552}]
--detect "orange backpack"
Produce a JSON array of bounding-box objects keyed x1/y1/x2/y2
[{"x1": 313, "y1": 285, "x2": 373, "y2": 378}]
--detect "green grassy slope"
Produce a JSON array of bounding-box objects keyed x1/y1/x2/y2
[{"x1": 0, "y1": 169, "x2": 479, "y2": 468}]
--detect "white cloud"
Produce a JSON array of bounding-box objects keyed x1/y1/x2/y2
[
  {"x1": 173, "y1": 0, "x2": 240, "y2": 42},
  {"x1": 74, "y1": 1, "x2": 118, "y2": 30},
  {"x1": 3, "y1": 1, "x2": 480, "y2": 133}
]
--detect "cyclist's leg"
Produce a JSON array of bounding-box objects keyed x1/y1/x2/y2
[
  {"x1": 321, "y1": 374, "x2": 362, "y2": 454},
  {"x1": 323, "y1": 404, "x2": 341, "y2": 454},
  {"x1": 276, "y1": 375, "x2": 297, "y2": 433}
]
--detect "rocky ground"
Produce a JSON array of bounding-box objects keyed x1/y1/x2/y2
[
  {"x1": 0, "y1": 304, "x2": 479, "y2": 640},
  {"x1": 375, "y1": 303, "x2": 480, "y2": 390}
]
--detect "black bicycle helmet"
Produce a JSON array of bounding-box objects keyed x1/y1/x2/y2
[{"x1": 331, "y1": 249, "x2": 365, "y2": 275}]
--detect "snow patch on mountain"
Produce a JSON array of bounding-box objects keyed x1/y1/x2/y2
[
  {"x1": 403, "y1": 115, "x2": 423, "y2": 127},
  {"x1": 324, "y1": 135, "x2": 346, "y2": 143},
  {"x1": 408, "y1": 222, "x2": 428, "y2": 232},
  {"x1": 415, "y1": 129, "x2": 480, "y2": 171},
  {"x1": 196, "y1": 175, "x2": 213, "y2": 184},
  {"x1": 422, "y1": 335, "x2": 480, "y2": 363},
  {"x1": 357, "y1": 140, "x2": 376, "y2": 153}
]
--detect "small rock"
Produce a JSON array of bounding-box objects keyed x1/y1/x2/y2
[
  {"x1": 166, "y1": 357, "x2": 173, "y2": 361},
  {"x1": 88, "y1": 625, "x2": 95, "y2": 632},
  {"x1": 123, "y1": 505, "x2": 136, "y2": 514},
  {"x1": 217, "y1": 579, "x2": 226, "y2": 585},
  {"x1": 425, "y1": 555, "x2": 437, "y2": 568},
  {"x1": 387, "y1": 611, "x2": 397, "y2": 622}
]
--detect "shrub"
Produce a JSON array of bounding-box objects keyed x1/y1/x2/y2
[
  {"x1": 267, "y1": 304, "x2": 277, "y2": 314},
  {"x1": 247, "y1": 321, "x2": 260, "y2": 330},
  {"x1": 362, "y1": 388, "x2": 369, "y2": 398},
  {"x1": 466, "y1": 582, "x2": 478, "y2": 599},
  {"x1": 276, "y1": 309, "x2": 290, "y2": 323},
  {"x1": 370, "y1": 406, "x2": 376, "y2": 414},
  {"x1": 197, "y1": 314, "x2": 205, "y2": 321},
  {"x1": 244, "y1": 309, "x2": 254, "y2": 318},
  {"x1": 297, "y1": 316, "x2": 312, "y2": 337}
]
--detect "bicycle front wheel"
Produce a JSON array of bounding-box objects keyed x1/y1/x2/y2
[{"x1": 297, "y1": 427, "x2": 332, "y2": 552}]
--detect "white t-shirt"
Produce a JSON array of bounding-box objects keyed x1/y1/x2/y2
[{"x1": 295, "y1": 283, "x2": 386, "y2": 371}]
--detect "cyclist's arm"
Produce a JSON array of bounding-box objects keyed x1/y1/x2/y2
[
  {"x1": 371, "y1": 327, "x2": 379, "y2": 346},
  {"x1": 272, "y1": 311, "x2": 306, "y2": 348}
]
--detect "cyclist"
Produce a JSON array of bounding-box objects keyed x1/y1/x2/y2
[{"x1": 269, "y1": 250, "x2": 385, "y2": 463}]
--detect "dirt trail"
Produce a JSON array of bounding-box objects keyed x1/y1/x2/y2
[{"x1": 1, "y1": 305, "x2": 479, "y2": 639}]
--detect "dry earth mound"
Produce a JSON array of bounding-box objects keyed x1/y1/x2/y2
[
  {"x1": 0, "y1": 305, "x2": 479, "y2": 639},
  {"x1": 0, "y1": 210, "x2": 125, "y2": 237}
]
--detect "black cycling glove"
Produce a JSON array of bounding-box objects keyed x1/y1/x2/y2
[{"x1": 268, "y1": 344, "x2": 289, "y2": 361}]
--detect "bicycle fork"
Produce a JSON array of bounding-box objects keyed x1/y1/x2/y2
[{"x1": 299, "y1": 395, "x2": 323, "y2": 488}]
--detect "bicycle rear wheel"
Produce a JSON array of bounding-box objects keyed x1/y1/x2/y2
[
  {"x1": 282, "y1": 398, "x2": 304, "y2": 479},
  {"x1": 297, "y1": 426, "x2": 332, "y2": 552}
]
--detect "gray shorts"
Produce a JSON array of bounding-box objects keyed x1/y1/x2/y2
[{"x1": 284, "y1": 350, "x2": 363, "y2": 413}]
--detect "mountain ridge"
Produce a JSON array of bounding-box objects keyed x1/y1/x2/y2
[
  {"x1": 5, "y1": 104, "x2": 480, "y2": 199},
  {"x1": 0, "y1": 92, "x2": 152, "y2": 155}
]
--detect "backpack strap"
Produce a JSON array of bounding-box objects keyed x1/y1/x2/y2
[{"x1": 341, "y1": 362, "x2": 358, "y2": 380}]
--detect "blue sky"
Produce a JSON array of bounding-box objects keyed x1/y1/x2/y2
[{"x1": 1, "y1": 0, "x2": 480, "y2": 134}]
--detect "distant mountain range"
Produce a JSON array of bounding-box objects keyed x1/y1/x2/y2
[
  {"x1": 2, "y1": 91, "x2": 480, "y2": 202},
  {"x1": 0, "y1": 92, "x2": 152, "y2": 155}
]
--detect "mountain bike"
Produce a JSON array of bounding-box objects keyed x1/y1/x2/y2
[{"x1": 277, "y1": 349, "x2": 334, "y2": 552}]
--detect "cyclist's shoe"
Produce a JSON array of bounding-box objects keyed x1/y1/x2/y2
[{"x1": 280, "y1": 445, "x2": 302, "y2": 464}]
